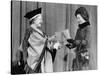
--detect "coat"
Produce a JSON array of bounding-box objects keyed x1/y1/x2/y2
[
  {"x1": 74, "y1": 22, "x2": 90, "y2": 52},
  {"x1": 71, "y1": 21, "x2": 91, "y2": 70}
]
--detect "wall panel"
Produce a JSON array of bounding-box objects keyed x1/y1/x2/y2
[{"x1": 12, "y1": 1, "x2": 20, "y2": 62}]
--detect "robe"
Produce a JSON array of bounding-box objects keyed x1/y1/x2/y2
[{"x1": 19, "y1": 26, "x2": 53, "y2": 73}]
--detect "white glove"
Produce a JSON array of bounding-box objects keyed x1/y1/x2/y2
[{"x1": 53, "y1": 41, "x2": 62, "y2": 50}]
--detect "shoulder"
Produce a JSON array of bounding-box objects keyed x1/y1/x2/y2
[{"x1": 25, "y1": 27, "x2": 36, "y2": 34}]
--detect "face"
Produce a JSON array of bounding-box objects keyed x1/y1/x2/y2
[
  {"x1": 76, "y1": 14, "x2": 86, "y2": 24},
  {"x1": 34, "y1": 14, "x2": 43, "y2": 27}
]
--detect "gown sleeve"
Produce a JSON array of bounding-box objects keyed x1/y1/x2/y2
[{"x1": 22, "y1": 27, "x2": 33, "y2": 63}]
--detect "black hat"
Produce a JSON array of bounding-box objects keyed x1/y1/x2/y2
[{"x1": 24, "y1": 8, "x2": 41, "y2": 20}]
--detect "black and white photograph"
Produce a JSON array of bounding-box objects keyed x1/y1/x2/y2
[{"x1": 11, "y1": 0, "x2": 97, "y2": 74}]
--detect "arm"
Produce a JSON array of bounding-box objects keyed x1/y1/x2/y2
[
  {"x1": 74, "y1": 27, "x2": 90, "y2": 47},
  {"x1": 67, "y1": 27, "x2": 90, "y2": 49},
  {"x1": 47, "y1": 35, "x2": 57, "y2": 50},
  {"x1": 22, "y1": 27, "x2": 33, "y2": 50}
]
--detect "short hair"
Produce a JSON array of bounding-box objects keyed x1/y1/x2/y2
[
  {"x1": 75, "y1": 7, "x2": 89, "y2": 22},
  {"x1": 29, "y1": 18, "x2": 35, "y2": 25}
]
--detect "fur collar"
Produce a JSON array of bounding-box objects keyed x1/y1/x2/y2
[{"x1": 78, "y1": 21, "x2": 90, "y2": 29}]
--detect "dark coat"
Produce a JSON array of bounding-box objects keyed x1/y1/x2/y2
[
  {"x1": 74, "y1": 21, "x2": 91, "y2": 53},
  {"x1": 72, "y1": 21, "x2": 91, "y2": 70}
]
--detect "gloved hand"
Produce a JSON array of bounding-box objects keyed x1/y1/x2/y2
[
  {"x1": 66, "y1": 43, "x2": 73, "y2": 49},
  {"x1": 67, "y1": 39, "x2": 75, "y2": 44},
  {"x1": 53, "y1": 41, "x2": 62, "y2": 50}
]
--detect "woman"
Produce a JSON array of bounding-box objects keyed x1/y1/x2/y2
[
  {"x1": 18, "y1": 8, "x2": 57, "y2": 73},
  {"x1": 66, "y1": 7, "x2": 91, "y2": 70}
]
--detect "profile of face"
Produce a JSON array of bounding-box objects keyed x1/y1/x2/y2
[
  {"x1": 34, "y1": 14, "x2": 43, "y2": 27},
  {"x1": 76, "y1": 14, "x2": 86, "y2": 24}
]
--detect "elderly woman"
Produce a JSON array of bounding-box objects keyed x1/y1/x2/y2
[
  {"x1": 66, "y1": 7, "x2": 91, "y2": 70},
  {"x1": 18, "y1": 8, "x2": 58, "y2": 73}
]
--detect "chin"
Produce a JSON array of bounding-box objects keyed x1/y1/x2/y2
[
  {"x1": 78, "y1": 22, "x2": 82, "y2": 24},
  {"x1": 37, "y1": 25, "x2": 41, "y2": 28}
]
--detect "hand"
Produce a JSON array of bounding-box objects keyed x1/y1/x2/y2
[
  {"x1": 67, "y1": 39, "x2": 75, "y2": 44},
  {"x1": 66, "y1": 43, "x2": 73, "y2": 49},
  {"x1": 53, "y1": 41, "x2": 62, "y2": 50}
]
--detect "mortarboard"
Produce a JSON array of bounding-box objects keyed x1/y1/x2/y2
[{"x1": 24, "y1": 8, "x2": 41, "y2": 20}]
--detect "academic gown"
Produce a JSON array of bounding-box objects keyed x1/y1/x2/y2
[{"x1": 19, "y1": 25, "x2": 53, "y2": 73}]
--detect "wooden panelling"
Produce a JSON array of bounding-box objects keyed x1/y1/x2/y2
[
  {"x1": 12, "y1": 1, "x2": 20, "y2": 62},
  {"x1": 88, "y1": 6, "x2": 97, "y2": 70}
]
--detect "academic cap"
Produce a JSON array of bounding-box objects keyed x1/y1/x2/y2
[{"x1": 24, "y1": 8, "x2": 41, "y2": 19}]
